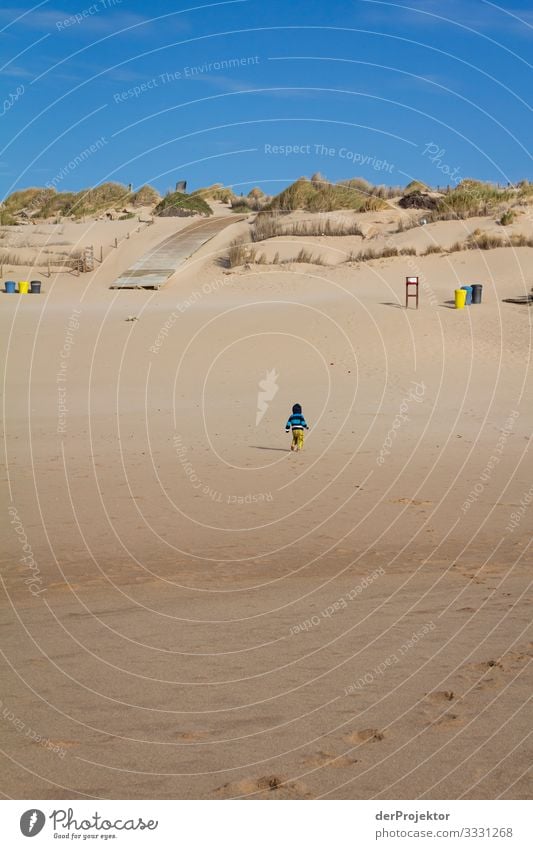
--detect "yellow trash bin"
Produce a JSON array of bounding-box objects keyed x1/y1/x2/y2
[
  {"x1": 18, "y1": 281, "x2": 29, "y2": 294},
  {"x1": 455, "y1": 288, "x2": 467, "y2": 309}
]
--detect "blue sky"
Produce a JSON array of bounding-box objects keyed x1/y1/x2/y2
[{"x1": 1, "y1": 0, "x2": 532, "y2": 197}]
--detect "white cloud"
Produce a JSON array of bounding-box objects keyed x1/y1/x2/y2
[
  {"x1": 2, "y1": 63, "x2": 34, "y2": 78},
  {"x1": 358, "y1": 0, "x2": 533, "y2": 36},
  {"x1": 0, "y1": 6, "x2": 149, "y2": 34}
]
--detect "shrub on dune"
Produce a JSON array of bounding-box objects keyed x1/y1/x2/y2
[
  {"x1": 155, "y1": 191, "x2": 213, "y2": 217},
  {"x1": 499, "y1": 209, "x2": 515, "y2": 226}
]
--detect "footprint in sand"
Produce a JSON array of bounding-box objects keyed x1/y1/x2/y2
[
  {"x1": 33, "y1": 739, "x2": 79, "y2": 750},
  {"x1": 421, "y1": 692, "x2": 463, "y2": 730},
  {"x1": 431, "y1": 712, "x2": 464, "y2": 730},
  {"x1": 471, "y1": 676, "x2": 500, "y2": 692},
  {"x1": 303, "y1": 750, "x2": 357, "y2": 769},
  {"x1": 452, "y1": 564, "x2": 487, "y2": 584},
  {"x1": 214, "y1": 774, "x2": 313, "y2": 799},
  {"x1": 175, "y1": 731, "x2": 209, "y2": 741},
  {"x1": 346, "y1": 728, "x2": 385, "y2": 744},
  {"x1": 425, "y1": 690, "x2": 455, "y2": 704},
  {"x1": 498, "y1": 648, "x2": 532, "y2": 671},
  {"x1": 464, "y1": 659, "x2": 503, "y2": 676},
  {"x1": 390, "y1": 498, "x2": 432, "y2": 506}
]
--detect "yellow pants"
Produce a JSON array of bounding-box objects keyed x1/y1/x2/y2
[{"x1": 291, "y1": 428, "x2": 305, "y2": 451}]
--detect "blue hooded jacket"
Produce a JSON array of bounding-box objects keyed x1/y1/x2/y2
[{"x1": 285, "y1": 403, "x2": 309, "y2": 431}]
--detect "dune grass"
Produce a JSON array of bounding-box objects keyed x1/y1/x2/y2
[
  {"x1": 230, "y1": 196, "x2": 269, "y2": 213},
  {"x1": 227, "y1": 238, "x2": 256, "y2": 267},
  {"x1": 404, "y1": 179, "x2": 430, "y2": 194},
  {"x1": 345, "y1": 228, "x2": 533, "y2": 264},
  {"x1": 347, "y1": 245, "x2": 416, "y2": 262},
  {"x1": 3, "y1": 183, "x2": 124, "y2": 219},
  {"x1": 192, "y1": 183, "x2": 236, "y2": 203},
  {"x1": 268, "y1": 176, "x2": 389, "y2": 213},
  {"x1": 465, "y1": 229, "x2": 533, "y2": 250},
  {"x1": 227, "y1": 224, "x2": 533, "y2": 269},
  {"x1": 292, "y1": 248, "x2": 327, "y2": 265},
  {"x1": 0, "y1": 247, "x2": 83, "y2": 269},
  {"x1": 61, "y1": 183, "x2": 133, "y2": 217},
  {"x1": 0, "y1": 210, "x2": 17, "y2": 225},
  {"x1": 0, "y1": 250, "x2": 26, "y2": 265},
  {"x1": 427, "y1": 179, "x2": 516, "y2": 221},
  {"x1": 131, "y1": 185, "x2": 161, "y2": 206},
  {"x1": 250, "y1": 213, "x2": 363, "y2": 242},
  {"x1": 1, "y1": 181, "x2": 163, "y2": 220},
  {"x1": 226, "y1": 237, "x2": 327, "y2": 267}
]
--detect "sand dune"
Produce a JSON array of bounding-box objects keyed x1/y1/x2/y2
[{"x1": 1, "y1": 205, "x2": 532, "y2": 799}]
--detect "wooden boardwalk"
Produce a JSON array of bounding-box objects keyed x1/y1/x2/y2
[{"x1": 110, "y1": 215, "x2": 242, "y2": 289}]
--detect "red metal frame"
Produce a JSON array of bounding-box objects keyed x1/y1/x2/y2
[{"x1": 405, "y1": 276, "x2": 419, "y2": 309}]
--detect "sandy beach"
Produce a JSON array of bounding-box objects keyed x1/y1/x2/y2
[{"x1": 1, "y1": 200, "x2": 531, "y2": 800}]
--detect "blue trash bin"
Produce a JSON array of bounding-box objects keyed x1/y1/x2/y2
[
  {"x1": 4, "y1": 280, "x2": 16, "y2": 294},
  {"x1": 461, "y1": 285, "x2": 473, "y2": 305}
]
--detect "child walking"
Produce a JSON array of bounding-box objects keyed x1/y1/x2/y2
[{"x1": 285, "y1": 403, "x2": 309, "y2": 452}]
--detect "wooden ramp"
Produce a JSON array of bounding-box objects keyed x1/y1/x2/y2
[{"x1": 110, "y1": 216, "x2": 242, "y2": 289}]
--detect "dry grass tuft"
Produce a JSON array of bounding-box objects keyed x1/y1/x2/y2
[
  {"x1": 292, "y1": 248, "x2": 326, "y2": 265},
  {"x1": 227, "y1": 239, "x2": 327, "y2": 267},
  {"x1": 251, "y1": 213, "x2": 362, "y2": 242},
  {"x1": 509, "y1": 233, "x2": 533, "y2": 247},
  {"x1": 499, "y1": 210, "x2": 515, "y2": 226},
  {"x1": 227, "y1": 238, "x2": 256, "y2": 267},
  {"x1": 395, "y1": 216, "x2": 420, "y2": 233},
  {"x1": 231, "y1": 195, "x2": 270, "y2": 213},
  {"x1": 0, "y1": 250, "x2": 26, "y2": 265},
  {"x1": 349, "y1": 246, "x2": 400, "y2": 262},
  {"x1": 465, "y1": 230, "x2": 505, "y2": 250}
]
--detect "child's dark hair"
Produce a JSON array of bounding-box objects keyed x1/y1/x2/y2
[{"x1": 292, "y1": 403, "x2": 302, "y2": 414}]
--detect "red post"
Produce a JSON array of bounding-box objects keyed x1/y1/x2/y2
[{"x1": 405, "y1": 276, "x2": 419, "y2": 309}]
